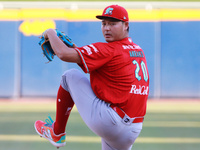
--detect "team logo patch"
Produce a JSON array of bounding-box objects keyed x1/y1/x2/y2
[{"x1": 105, "y1": 7, "x2": 113, "y2": 15}]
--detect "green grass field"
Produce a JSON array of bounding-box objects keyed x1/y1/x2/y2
[{"x1": 0, "y1": 99, "x2": 200, "y2": 150}]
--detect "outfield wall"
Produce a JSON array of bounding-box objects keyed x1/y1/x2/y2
[{"x1": 0, "y1": 2, "x2": 200, "y2": 98}]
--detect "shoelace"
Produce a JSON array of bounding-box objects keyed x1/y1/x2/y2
[{"x1": 44, "y1": 115, "x2": 54, "y2": 127}]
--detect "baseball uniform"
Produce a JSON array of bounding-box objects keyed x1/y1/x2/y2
[
  {"x1": 59, "y1": 37, "x2": 149, "y2": 150},
  {"x1": 34, "y1": 5, "x2": 149, "y2": 150}
]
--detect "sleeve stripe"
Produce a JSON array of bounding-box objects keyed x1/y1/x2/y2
[{"x1": 75, "y1": 48, "x2": 89, "y2": 73}]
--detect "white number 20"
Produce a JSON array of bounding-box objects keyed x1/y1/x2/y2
[{"x1": 132, "y1": 60, "x2": 148, "y2": 82}]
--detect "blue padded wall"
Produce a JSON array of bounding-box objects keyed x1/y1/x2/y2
[
  {"x1": 161, "y1": 21, "x2": 200, "y2": 97},
  {"x1": 0, "y1": 20, "x2": 200, "y2": 98},
  {"x1": 0, "y1": 21, "x2": 19, "y2": 97}
]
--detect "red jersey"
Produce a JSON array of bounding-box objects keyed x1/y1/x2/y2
[{"x1": 75, "y1": 37, "x2": 149, "y2": 118}]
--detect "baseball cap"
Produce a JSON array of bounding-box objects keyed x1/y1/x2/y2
[{"x1": 96, "y1": 5, "x2": 129, "y2": 22}]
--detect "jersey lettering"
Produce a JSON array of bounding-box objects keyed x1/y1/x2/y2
[
  {"x1": 122, "y1": 45, "x2": 141, "y2": 50},
  {"x1": 129, "y1": 51, "x2": 144, "y2": 57},
  {"x1": 83, "y1": 46, "x2": 92, "y2": 55},
  {"x1": 133, "y1": 60, "x2": 141, "y2": 81},
  {"x1": 132, "y1": 60, "x2": 148, "y2": 82},
  {"x1": 89, "y1": 44, "x2": 99, "y2": 53},
  {"x1": 141, "y1": 61, "x2": 148, "y2": 82},
  {"x1": 131, "y1": 60, "x2": 149, "y2": 95},
  {"x1": 129, "y1": 85, "x2": 149, "y2": 95}
]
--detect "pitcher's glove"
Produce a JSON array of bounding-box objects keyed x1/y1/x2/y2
[{"x1": 39, "y1": 30, "x2": 74, "y2": 61}]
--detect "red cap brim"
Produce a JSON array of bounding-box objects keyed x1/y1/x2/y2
[{"x1": 96, "y1": 15, "x2": 123, "y2": 21}]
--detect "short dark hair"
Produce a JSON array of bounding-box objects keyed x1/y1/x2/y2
[
  {"x1": 102, "y1": 17, "x2": 122, "y2": 22},
  {"x1": 102, "y1": 18, "x2": 129, "y2": 32},
  {"x1": 122, "y1": 21, "x2": 129, "y2": 32},
  {"x1": 127, "y1": 26, "x2": 129, "y2": 32}
]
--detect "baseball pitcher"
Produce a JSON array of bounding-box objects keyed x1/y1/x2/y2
[{"x1": 35, "y1": 5, "x2": 149, "y2": 150}]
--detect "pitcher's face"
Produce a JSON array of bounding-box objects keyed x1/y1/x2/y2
[{"x1": 101, "y1": 19, "x2": 129, "y2": 42}]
